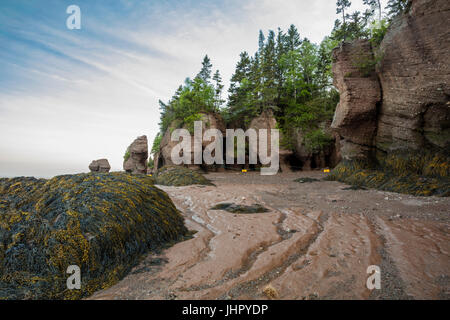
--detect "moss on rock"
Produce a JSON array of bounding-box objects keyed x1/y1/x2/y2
[
  {"x1": 154, "y1": 166, "x2": 214, "y2": 187},
  {"x1": 0, "y1": 172, "x2": 188, "y2": 300},
  {"x1": 326, "y1": 150, "x2": 450, "y2": 197}
]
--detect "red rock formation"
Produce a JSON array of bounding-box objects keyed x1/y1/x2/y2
[
  {"x1": 249, "y1": 109, "x2": 293, "y2": 172},
  {"x1": 123, "y1": 136, "x2": 148, "y2": 174},
  {"x1": 332, "y1": 0, "x2": 450, "y2": 160},
  {"x1": 331, "y1": 39, "x2": 381, "y2": 160},
  {"x1": 376, "y1": 0, "x2": 450, "y2": 151},
  {"x1": 155, "y1": 112, "x2": 226, "y2": 171}
]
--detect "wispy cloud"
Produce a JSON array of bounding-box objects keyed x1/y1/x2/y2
[{"x1": 0, "y1": 0, "x2": 375, "y2": 177}]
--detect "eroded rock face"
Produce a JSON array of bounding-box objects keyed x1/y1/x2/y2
[
  {"x1": 123, "y1": 136, "x2": 148, "y2": 174},
  {"x1": 89, "y1": 159, "x2": 111, "y2": 173},
  {"x1": 156, "y1": 113, "x2": 226, "y2": 171},
  {"x1": 249, "y1": 109, "x2": 293, "y2": 172},
  {"x1": 331, "y1": 39, "x2": 381, "y2": 160},
  {"x1": 376, "y1": 0, "x2": 450, "y2": 151},
  {"x1": 332, "y1": 0, "x2": 450, "y2": 160}
]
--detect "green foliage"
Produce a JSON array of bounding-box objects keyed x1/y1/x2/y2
[
  {"x1": 151, "y1": 133, "x2": 162, "y2": 155},
  {"x1": 123, "y1": 148, "x2": 130, "y2": 162},
  {"x1": 304, "y1": 129, "x2": 334, "y2": 153},
  {"x1": 385, "y1": 0, "x2": 411, "y2": 20},
  {"x1": 158, "y1": 56, "x2": 224, "y2": 134},
  {"x1": 155, "y1": 166, "x2": 214, "y2": 187},
  {"x1": 147, "y1": 157, "x2": 154, "y2": 169},
  {"x1": 222, "y1": 24, "x2": 340, "y2": 153},
  {"x1": 352, "y1": 49, "x2": 384, "y2": 77},
  {"x1": 183, "y1": 113, "x2": 204, "y2": 134},
  {"x1": 368, "y1": 19, "x2": 389, "y2": 47},
  {"x1": 0, "y1": 173, "x2": 188, "y2": 299}
]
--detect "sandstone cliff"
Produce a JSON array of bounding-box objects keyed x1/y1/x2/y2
[
  {"x1": 332, "y1": 0, "x2": 450, "y2": 160},
  {"x1": 330, "y1": 0, "x2": 449, "y2": 196}
]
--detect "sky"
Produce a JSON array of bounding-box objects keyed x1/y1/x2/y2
[{"x1": 0, "y1": 0, "x2": 382, "y2": 178}]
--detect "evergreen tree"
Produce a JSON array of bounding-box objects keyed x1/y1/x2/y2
[
  {"x1": 347, "y1": 11, "x2": 370, "y2": 40},
  {"x1": 316, "y1": 36, "x2": 338, "y2": 90},
  {"x1": 385, "y1": 0, "x2": 410, "y2": 19},
  {"x1": 228, "y1": 51, "x2": 252, "y2": 107},
  {"x1": 261, "y1": 30, "x2": 278, "y2": 108},
  {"x1": 213, "y1": 70, "x2": 224, "y2": 109},
  {"x1": 336, "y1": 0, "x2": 351, "y2": 25},
  {"x1": 196, "y1": 55, "x2": 213, "y2": 84},
  {"x1": 363, "y1": 0, "x2": 382, "y2": 21},
  {"x1": 285, "y1": 24, "x2": 301, "y2": 52},
  {"x1": 336, "y1": 0, "x2": 352, "y2": 40},
  {"x1": 258, "y1": 30, "x2": 265, "y2": 53}
]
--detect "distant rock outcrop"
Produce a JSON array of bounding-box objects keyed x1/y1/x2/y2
[
  {"x1": 124, "y1": 136, "x2": 148, "y2": 174},
  {"x1": 249, "y1": 109, "x2": 293, "y2": 172},
  {"x1": 154, "y1": 113, "x2": 226, "y2": 171},
  {"x1": 89, "y1": 159, "x2": 111, "y2": 173}
]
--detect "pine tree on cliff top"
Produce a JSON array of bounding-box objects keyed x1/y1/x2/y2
[
  {"x1": 213, "y1": 69, "x2": 224, "y2": 109},
  {"x1": 336, "y1": 0, "x2": 351, "y2": 26},
  {"x1": 385, "y1": 0, "x2": 411, "y2": 19},
  {"x1": 260, "y1": 30, "x2": 278, "y2": 108},
  {"x1": 196, "y1": 55, "x2": 213, "y2": 84},
  {"x1": 363, "y1": 0, "x2": 382, "y2": 21}
]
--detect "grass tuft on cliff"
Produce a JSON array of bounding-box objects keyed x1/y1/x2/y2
[
  {"x1": 0, "y1": 172, "x2": 188, "y2": 300},
  {"x1": 154, "y1": 166, "x2": 214, "y2": 187},
  {"x1": 326, "y1": 150, "x2": 450, "y2": 197}
]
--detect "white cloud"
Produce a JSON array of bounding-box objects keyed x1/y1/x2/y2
[{"x1": 0, "y1": 0, "x2": 384, "y2": 178}]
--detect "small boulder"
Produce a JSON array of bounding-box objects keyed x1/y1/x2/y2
[{"x1": 89, "y1": 159, "x2": 111, "y2": 173}]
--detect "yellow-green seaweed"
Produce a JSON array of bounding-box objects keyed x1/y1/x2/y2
[
  {"x1": 326, "y1": 150, "x2": 449, "y2": 197},
  {"x1": 0, "y1": 172, "x2": 188, "y2": 300}
]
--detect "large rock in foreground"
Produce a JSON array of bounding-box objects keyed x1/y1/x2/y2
[
  {"x1": 0, "y1": 173, "x2": 188, "y2": 299},
  {"x1": 89, "y1": 159, "x2": 111, "y2": 173},
  {"x1": 124, "y1": 136, "x2": 148, "y2": 174}
]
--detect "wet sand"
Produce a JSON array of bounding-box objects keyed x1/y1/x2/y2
[{"x1": 90, "y1": 171, "x2": 450, "y2": 300}]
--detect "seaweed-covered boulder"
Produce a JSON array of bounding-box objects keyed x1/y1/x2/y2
[
  {"x1": 0, "y1": 173, "x2": 188, "y2": 299},
  {"x1": 154, "y1": 166, "x2": 213, "y2": 187},
  {"x1": 123, "y1": 136, "x2": 148, "y2": 174},
  {"x1": 88, "y1": 159, "x2": 111, "y2": 173}
]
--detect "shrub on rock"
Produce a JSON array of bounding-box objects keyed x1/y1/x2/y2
[{"x1": 154, "y1": 166, "x2": 213, "y2": 187}]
